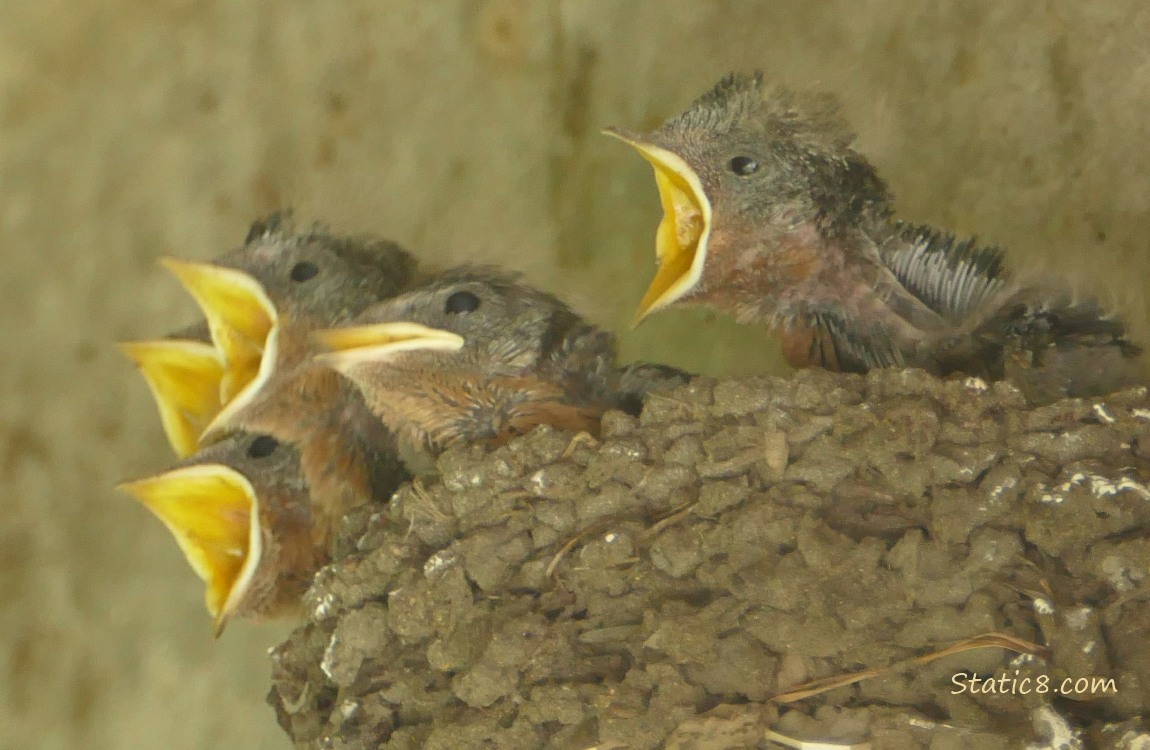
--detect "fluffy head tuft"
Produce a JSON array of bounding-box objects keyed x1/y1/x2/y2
[{"x1": 663, "y1": 72, "x2": 857, "y2": 154}]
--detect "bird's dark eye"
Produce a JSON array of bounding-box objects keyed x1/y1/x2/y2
[
  {"x1": 444, "y1": 290, "x2": 481, "y2": 314},
  {"x1": 728, "y1": 156, "x2": 759, "y2": 176},
  {"x1": 247, "y1": 435, "x2": 279, "y2": 459},
  {"x1": 290, "y1": 261, "x2": 320, "y2": 282}
]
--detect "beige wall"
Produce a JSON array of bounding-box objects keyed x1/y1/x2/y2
[{"x1": 3, "y1": 2, "x2": 1148, "y2": 747}]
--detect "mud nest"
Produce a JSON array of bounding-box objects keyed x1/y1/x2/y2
[{"x1": 268, "y1": 368, "x2": 1150, "y2": 749}]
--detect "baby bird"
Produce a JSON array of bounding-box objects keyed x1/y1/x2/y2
[
  {"x1": 315, "y1": 267, "x2": 686, "y2": 465},
  {"x1": 119, "y1": 432, "x2": 322, "y2": 634},
  {"x1": 120, "y1": 213, "x2": 420, "y2": 455},
  {"x1": 122, "y1": 214, "x2": 415, "y2": 534},
  {"x1": 607, "y1": 72, "x2": 1142, "y2": 401}
]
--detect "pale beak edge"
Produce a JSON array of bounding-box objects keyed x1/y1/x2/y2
[
  {"x1": 602, "y1": 129, "x2": 713, "y2": 324},
  {"x1": 118, "y1": 463, "x2": 262, "y2": 633},
  {"x1": 118, "y1": 339, "x2": 224, "y2": 457},
  {"x1": 313, "y1": 322, "x2": 465, "y2": 373}
]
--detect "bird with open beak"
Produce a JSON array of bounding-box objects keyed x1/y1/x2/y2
[
  {"x1": 119, "y1": 432, "x2": 322, "y2": 634},
  {"x1": 119, "y1": 213, "x2": 421, "y2": 456},
  {"x1": 314, "y1": 266, "x2": 689, "y2": 467},
  {"x1": 118, "y1": 335, "x2": 223, "y2": 458},
  {"x1": 606, "y1": 72, "x2": 1142, "y2": 400},
  {"x1": 121, "y1": 214, "x2": 416, "y2": 536}
]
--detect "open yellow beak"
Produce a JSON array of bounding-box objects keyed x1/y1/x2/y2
[
  {"x1": 120, "y1": 464, "x2": 261, "y2": 635},
  {"x1": 160, "y1": 258, "x2": 280, "y2": 435},
  {"x1": 118, "y1": 340, "x2": 225, "y2": 457},
  {"x1": 313, "y1": 322, "x2": 465, "y2": 373},
  {"x1": 603, "y1": 129, "x2": 712, "y2": 324}
]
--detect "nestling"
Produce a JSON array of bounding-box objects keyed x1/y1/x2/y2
[{"x1": 607, "y1": 72, "x2": 1142, "y2": 401}]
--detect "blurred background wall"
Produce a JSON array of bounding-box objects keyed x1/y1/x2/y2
[{"x1": 3, "y1": 1, "x2": 1148, "y2": 747}]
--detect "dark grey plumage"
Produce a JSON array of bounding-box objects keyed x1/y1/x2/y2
[
  {"x1": 210, "y1": 211, "x2": 421, "y2": 327},
  {"x1": 881, "y1": 223, "x2": 1009, "y2": 322},
  {"x1": 159, "y1": 212, "x2": 420, "y2": 341},
  {"x1": 319, "y1": 266, "x2": 693, "y2": 462},
  {"x1": 613, "y1": 71, "x2": 1143, "y2": 401}
]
